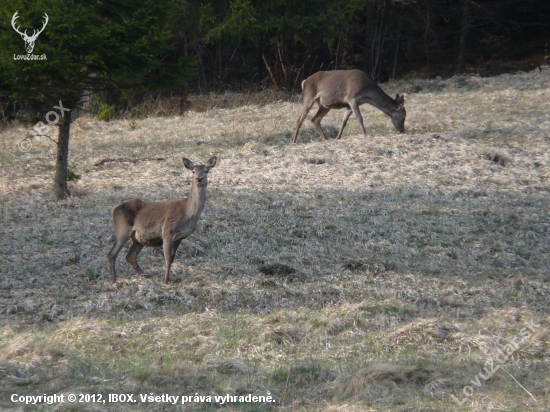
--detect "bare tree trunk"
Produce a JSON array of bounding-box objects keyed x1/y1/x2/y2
[
  {"x1": 335, "y1": 36, "x2": 341, "y2": 70},
  {"x1": 54, "y1": 109, "x2": 71, "y2": 199},
  {"x1": 257, "y1": 35, "x2": 265, "y2": 81},
  {"x1": 392, "y1": 6, "x2": 403, "y2": 79},
  {"x1": 457, "y1": 0, "x2": 471, "y2": 75},
  {"x1": 262, "y1": 54, "x2": 278, "y2": 89},
  {"x1": 425, "y1": 0, "x2": 431, "y2": 78},
  {"x1": 218, "y1": 43, "x2": 222, "y2": 83},
  {"x1": 373, "y1": 0, "x2": 389, "y2": 81},
  {"x1": 363, "y1": 0, "x2": 375, "y2": 77},
  {"x1": 277, "y1": 45, "x2": 287, "y2": 82}
]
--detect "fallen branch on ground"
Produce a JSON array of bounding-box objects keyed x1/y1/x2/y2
[{"x1": 94, "y1": 157, "x2": 166, "y2": 166}]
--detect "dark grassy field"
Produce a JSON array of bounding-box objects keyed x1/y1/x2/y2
[{"x1": 1, "y1": 69, "x2": 549, "y2": 411}]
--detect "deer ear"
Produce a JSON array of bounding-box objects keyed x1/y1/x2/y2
[
  {"x1": 396, "y1": 94, "x2": 405, "y2": 108},
  {"x1": 183, "y1": 158, "x2": 195, "y2": 170},
  {"x1": 206, "y1": 156, "x2": 217, "y2": 169}
]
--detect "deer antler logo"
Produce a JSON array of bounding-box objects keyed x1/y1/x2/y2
[{"x1": 11, "y1": 11, "x2": 49, "y2": 54}]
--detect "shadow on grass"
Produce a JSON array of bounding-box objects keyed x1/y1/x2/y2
[
  {"x1": 2, "y1": 183, "x2": 548, "y2": 411},
  {"x1": 1, "y1": 180, "x2": 548, "y2": 326}
]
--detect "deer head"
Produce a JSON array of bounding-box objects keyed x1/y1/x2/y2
[
  {"x1": 183, "y1": 156, "x2": 217, "y2": 188},
  {"x1": 12, "y1": 11, "x2": 49, "y2": 54},
  {"x1": 391, "y1": 94, "x2": 406, "y2": 133}
]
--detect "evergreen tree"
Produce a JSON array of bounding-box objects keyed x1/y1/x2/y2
[{"x1": 0, "y1": 0, "x2": 195, "y2": 198}]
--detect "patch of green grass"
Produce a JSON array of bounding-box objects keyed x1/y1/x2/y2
[
  {"x1": 271, "y1": 363, "x2": 334, "y2": 387},
  {"x1": 97, "y1": 103, "x2": 117, "y2": 121},
  {"x1": 361, "y1": 303, "x2": 412, "y2": 318},
  {"x1": 84, "y1": 268, "x2": 101, "y2": 280},
  {"x1": 67, "y1": 168, "x2": 81, "y2": 181},
  {"x1": 259, "y1": 263, "x2": 296, "y2": 277}
]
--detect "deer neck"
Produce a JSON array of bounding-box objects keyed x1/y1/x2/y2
[
  {"x1": 369, "y1": 93, "x2": 399, "y2": 117},
  {"x1": 186, "y1": 181, "x2": 207, "y2": 220}
]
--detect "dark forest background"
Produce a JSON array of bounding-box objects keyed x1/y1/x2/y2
[
  {"x1": 184, "y1": 0, "x2": 549, "y2": 91},
  {"x1": 2, "y1": 0, "x2": 549, "y2": 99}
]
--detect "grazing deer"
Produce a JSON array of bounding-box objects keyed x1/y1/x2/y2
[
  {"x1": 107, "y1": 157, "x2": 217, "y2": 283},
  {"x1": 293, "y1": 69, "x2": 406, "y2": 143},
  {"x1": 11, "y1": 11, "x2": 49, "y2": 54}
]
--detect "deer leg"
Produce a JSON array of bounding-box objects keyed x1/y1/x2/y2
[
  {"x1": 292, "y1": 99, "x2": 316, "y2": 143},
  {"x1": 126, "y1": 236, "x2": 144, "y2": 275},
  {"x1": 311, "y1": 106, "x2": 331, "y2": 141},
  {"x1": 107, "y1": 228, "x2": 132, "y2": 283},
  {"x1": 163, "y1": 237, "x2": 174, "y2": 284},
  {"x1": 336, "y1": 108, "x2": 353, "y2": 140},
  {"x1": 349, "y1": 100, "x2": 367, "y2": 136},
  {"x1": 170, "y1": 239, "x2": 183, "y2": 264}
]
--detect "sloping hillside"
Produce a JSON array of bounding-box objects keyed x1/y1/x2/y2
[{"x1": 1, "y1": 69, "x2": 549, "y2": 411}]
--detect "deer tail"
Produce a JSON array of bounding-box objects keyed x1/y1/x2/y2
[{"x1": 112, "y1": 199, "x2": 142, "y2": 227}]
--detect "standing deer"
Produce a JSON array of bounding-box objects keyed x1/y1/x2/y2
[
  {"x1": 11, "y1": 11, "x2": 49, "y2": 54},
  {"x1": 107, "y1": 157, "x2": 217, "y2": 283},
  {"x1": 293, "y1": 69, "x2": 406, "y2": 143}
]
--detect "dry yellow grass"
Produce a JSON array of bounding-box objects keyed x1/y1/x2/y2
[{"x1": 1, "y1": 68, "x2": 549, "y2": 411}]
